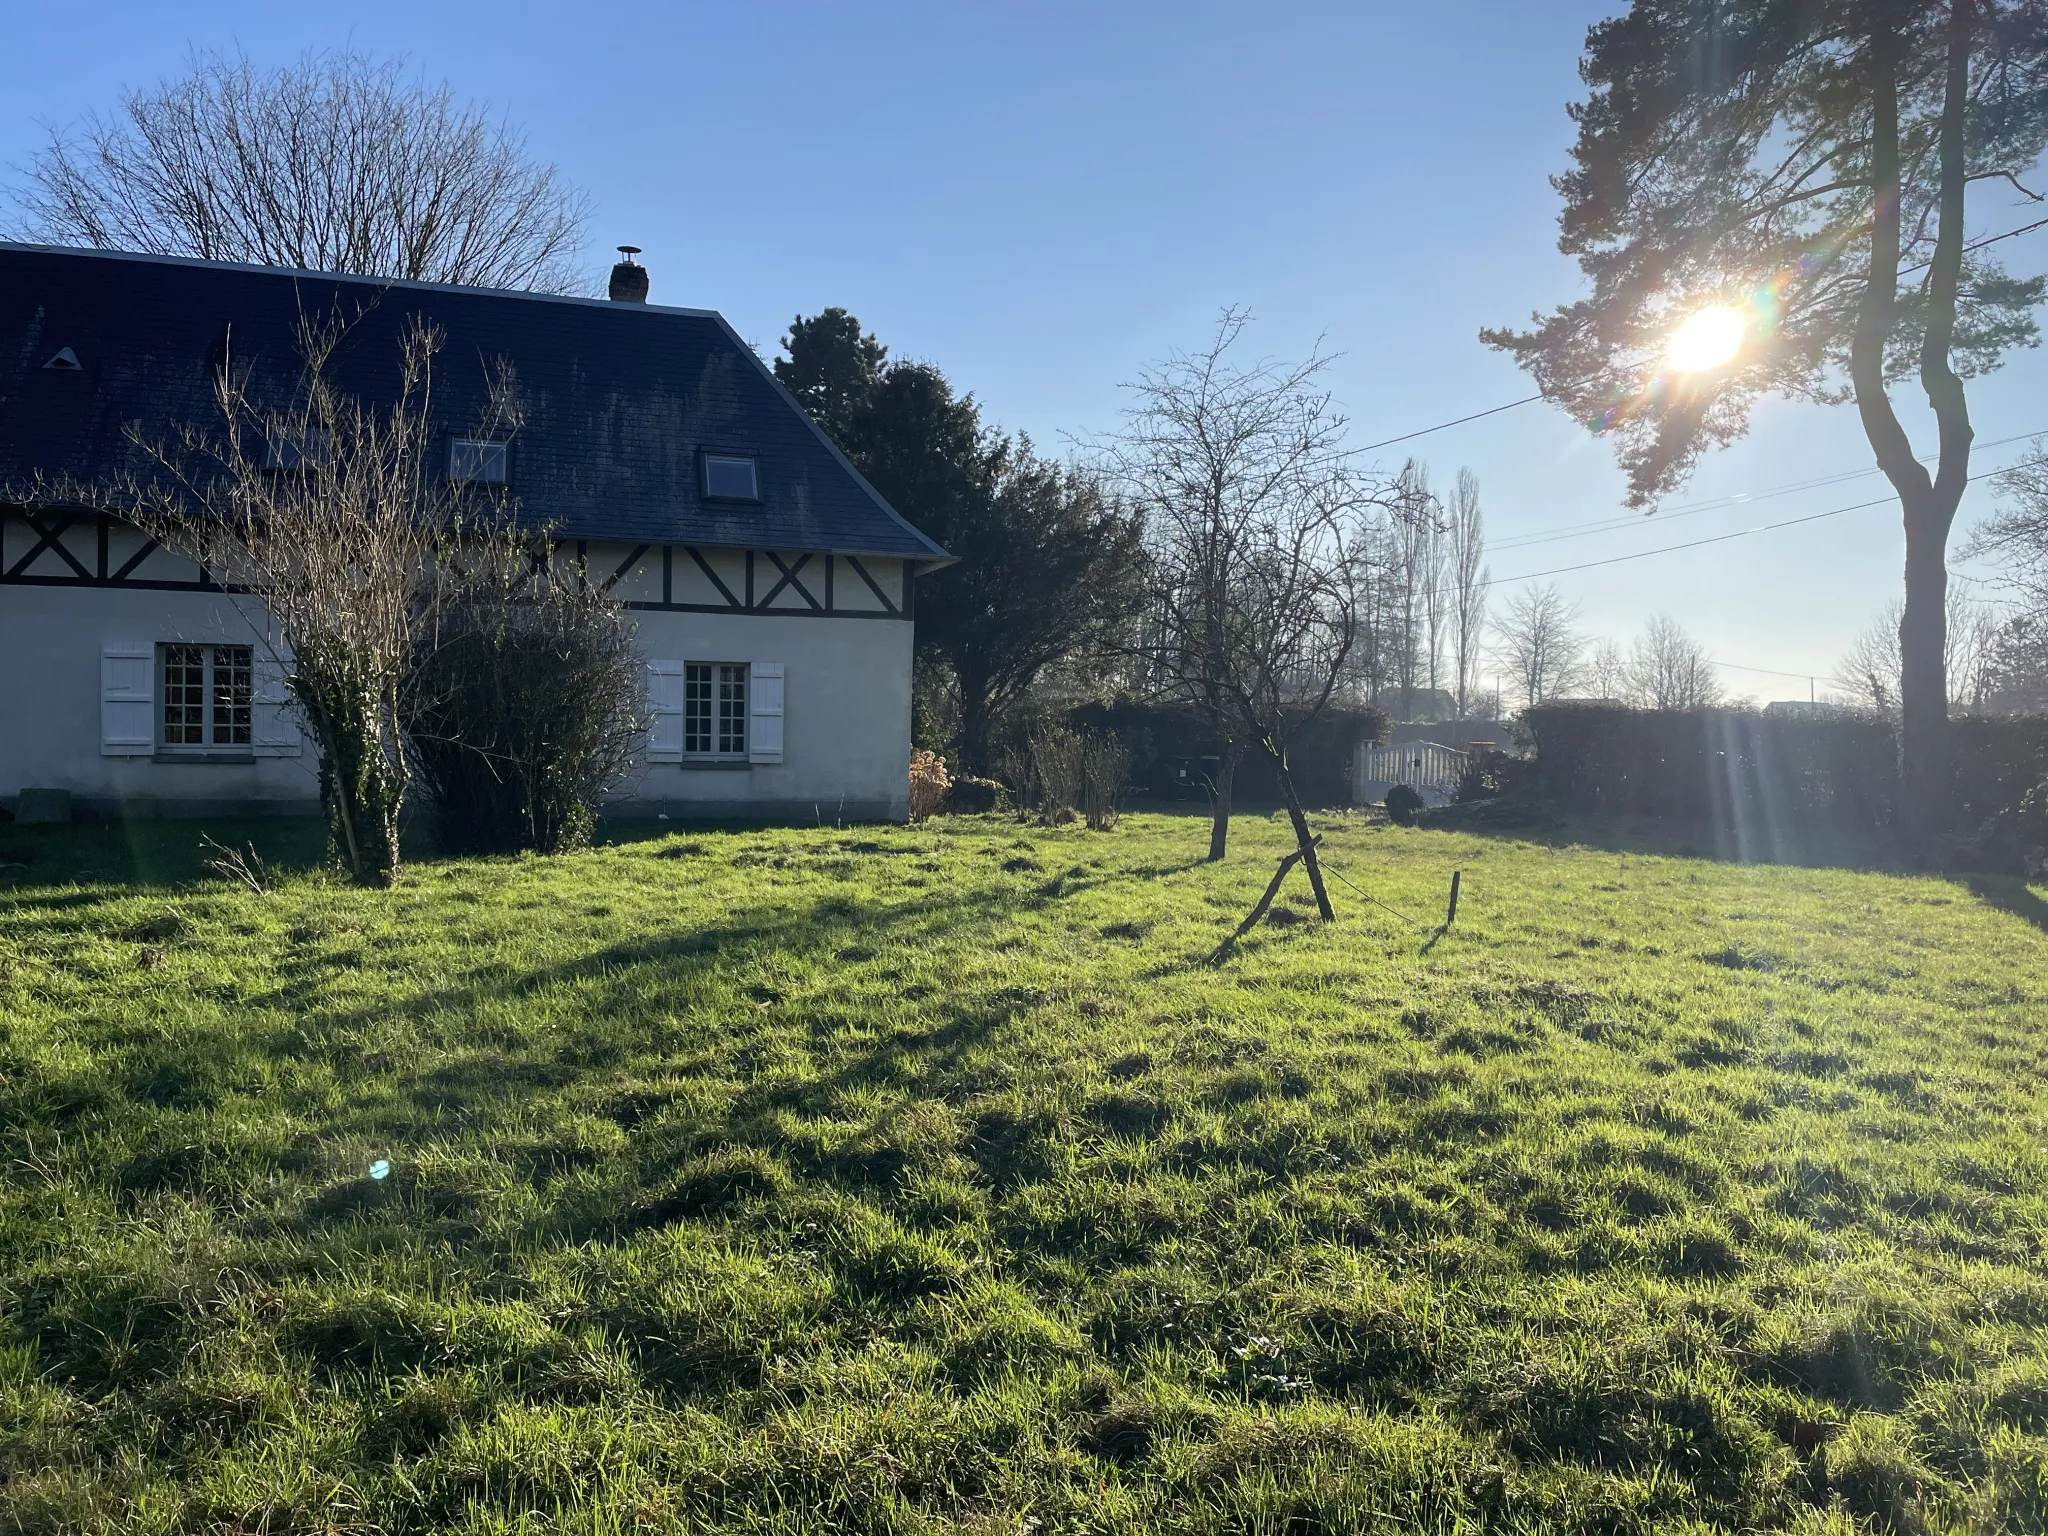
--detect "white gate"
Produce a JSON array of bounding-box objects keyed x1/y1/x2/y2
[{"x1": 1353, "y1": 740, "x2": 1467, "y2": 806}]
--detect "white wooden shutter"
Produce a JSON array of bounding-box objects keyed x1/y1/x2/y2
[
  {"x1": 749, "y1": 662, "x2": 784, "y2": 764},
  {"x1": 101, "y1": 642, "x2": 155, "y2": 756},
  {"x1": 647, "y1": 660, "x2": 685, "y2": 762},
  {"x1": 252, "y1": 653, "x2": 302, "y2": 757}
]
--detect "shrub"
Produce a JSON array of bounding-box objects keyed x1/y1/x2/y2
[
  {"x1": 1078, "y1": 731, "x2": 1131, "y2": 831},
  {"x1": 908, "y1": 749, "x2": 952, "y2": 822},
  {"x1": 1016, "y1": 727, "x2": 1130, "y2": 829},
  {"x1": 409, "y1": 543, "x2": 642, "y2": 854},
  {"x1": 946, "y1": 776, "x2": 1008, "y2": 814},
  {"x1": 1384, "y1": 784, "x2": 1425, "y2": 826},
  {"x1": 1455, "y1": 749, "x2": 1520, "y2": 803}
]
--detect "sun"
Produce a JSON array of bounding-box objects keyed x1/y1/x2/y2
[{"x1": 1666, "y1": 305, "x2": 1746, "y2": 371}]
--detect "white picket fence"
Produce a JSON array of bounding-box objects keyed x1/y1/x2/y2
[{"x1": 1353, "y1": 740, "x2": 1468, "y2": 807}]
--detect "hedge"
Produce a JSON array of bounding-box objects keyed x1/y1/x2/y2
[
  {"x1": 1065, "y1": 701, "x2": 1390, "y2": 809},
  {"x1": 1519, "y1": 704, "x2": 2048, "y2": 833}
]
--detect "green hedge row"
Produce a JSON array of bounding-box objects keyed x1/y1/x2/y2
[{"x1": 1520, "y1": 704, "x2": 2048, "y2": 831}]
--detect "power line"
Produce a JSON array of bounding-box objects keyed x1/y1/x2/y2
[
  {"x1": 1349, "y1": 213, "x2": 2048, "y2": 465},
  {"x1": 1353, "y1": 394, "x2": 1542, "y2": 455},
  {"x1": 1490, "y1": 427, "x2": 2045, "y2": 554},
  {"x1": 1483, "y1": 454, "x2": 2033, "y2": 589}
]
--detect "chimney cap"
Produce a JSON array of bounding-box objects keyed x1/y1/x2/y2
[{"x1": 608, "y1": 248, "x2": 650, "y2": 303}]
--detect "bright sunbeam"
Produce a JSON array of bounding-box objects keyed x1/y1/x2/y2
[{"x1": 1666, "y1": 305, "x2": 1746, "y2": 371}]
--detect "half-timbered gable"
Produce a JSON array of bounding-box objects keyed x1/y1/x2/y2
[{"x1": 0, "y1": 243, "x2": 950, "y2": 821}]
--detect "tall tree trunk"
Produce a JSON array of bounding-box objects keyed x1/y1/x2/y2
[
  {"x1": 1206, "y1": 740, "x2": 1239, "y2": 862},
  {"x1": 1269, "y1": 742, "x2": 1334, "y2": 920},
  {"x1": 955, "y1": 661, "x2": 995, "y2": 777},
  {"x1": 1850, "y1": 12, "x2": 1972, "y2": 842}
]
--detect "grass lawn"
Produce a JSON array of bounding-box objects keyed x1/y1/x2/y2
[{"x1": 2, "y1": 809, "x2": 2047, "y2": 1534}]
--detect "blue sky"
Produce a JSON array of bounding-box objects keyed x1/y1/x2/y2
[{"x1": 8, "y1": 1, "x2": 2048, "y2": 698}]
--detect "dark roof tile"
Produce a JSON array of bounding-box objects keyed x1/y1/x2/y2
[{"x1": 0, "y1": 243, "x2": 950, "y2": 561}]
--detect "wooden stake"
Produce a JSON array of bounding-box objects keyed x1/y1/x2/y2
[
  {"x1": 1212, "y1": 835, "x2": 1322, "y2": 960},
  {"x1": 1445, "y1": 869, "x2": 1462, "y2": 927}
]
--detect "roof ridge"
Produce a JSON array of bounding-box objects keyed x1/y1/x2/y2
[{"x1": 0, "y1": 240, "x2": 724, "y2": 319}]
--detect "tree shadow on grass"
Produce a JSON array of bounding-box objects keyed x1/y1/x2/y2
[
  {"x1": 0, "y1": 817, "x2": 334, "y2": 895},
  {"x1": 1964, "y1": 874, "x2": 2048, "y2": 937}
]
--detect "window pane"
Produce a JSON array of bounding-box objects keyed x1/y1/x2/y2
[
  {"x1": 685, "y1": 662, "x2": 712, "y2": 754},
  {"x1": 717, "y1": 665, "x2": 747, "y2": 755},
  {"x1": 265, "y1": 427, "x2": 331, "y2": 470},
  {"x1": 163, "y1": 644, "x2": 205, "y2": 745},
  {"x1": 450, "y1": 438, "x2": 509, "y2": 484},
  {"x1": 704, "y1": 455, "x2": 758, "y2": 501},
  {"x1": 212, "y1": 646, "x2": 252, "y2": 746}
]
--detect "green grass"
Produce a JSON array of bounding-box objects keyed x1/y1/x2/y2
[{"x1": 2, "y1": 809, "x2": 2046, "y2": 1535}]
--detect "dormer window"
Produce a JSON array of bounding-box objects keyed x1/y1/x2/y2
[
  {"x1": 449, "y1": 437, "x2": 510, "y2": 486},
  {"x1": 702, "y1": 452, "x2": 760, "y2": 503}
]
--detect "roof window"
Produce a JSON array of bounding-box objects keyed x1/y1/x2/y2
[
  {"x1": 264, "y1": 427, "x2": 331, "y2": 471},
  {"x1": 702, "y1": 453, "x2": 760, "y2": 503},
  {"x1": 449, "y1": 437, "x2": 510, "y2": 486},
  {"x1": 43, "y1": 347, "x2": 81, "y2": 371}
]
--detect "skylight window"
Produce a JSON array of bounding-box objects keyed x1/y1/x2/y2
[
  {"x1": 703, "y1": 453, "x2": 760, "y2": 503},
  {"x1": 264, "y1": 427, "x2": 332, "y2": 471},
  {"x1": 448, "y1": 437, "x2": 510, "y2": 485}
]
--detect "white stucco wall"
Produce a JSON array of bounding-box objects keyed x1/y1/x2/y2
[
  {"x1": 618, "y1": 607, "x2": 913, "y2": 822},
  {"x1": 0, "y1": 579, "x2": 914, "y2": 822}
]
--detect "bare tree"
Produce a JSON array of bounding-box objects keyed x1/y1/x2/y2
[
  {"x1": 118, "y1": 314, "x2": 517, "y2": 884},
  {"x1": 11, "y1": 47, "x2": 590, "y2": 292},
  {"x1": 1446, "y1": 467, "x2": 1489, "y2": 716},
  {"x1": 1585, "y1": 640, "x2": 1631, "y2": 703},
  {"x1": 1627, "y1": 615, "x2": 1723, "y2": 709},
  {"x1": 1384, "y1": 460, "x2": 1441, "y2": 718},
  {"x1": 1965, "y1": 441, "x2": 2048, "y2": 612},
  {"x1": 1106, "y1": 310, "x2": 1359, "y2": 864},
  {"x1": 1835, "y1": 594, "x2": 1998, "y2": 713},
  {"x1": 1493, "y1": 583, "x2": 1587, "y2": 709}
]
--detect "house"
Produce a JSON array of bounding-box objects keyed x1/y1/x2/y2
[{"x1": 0, "y1": 243, "x2": 950, "y2": 822}]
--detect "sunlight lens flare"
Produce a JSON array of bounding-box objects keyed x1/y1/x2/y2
[{"x1": 1666, "y1": 305, "x2": 1746, "y2": 371}]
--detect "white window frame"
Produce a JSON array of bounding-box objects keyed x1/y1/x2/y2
[
  {"x1": 683, "y1": 661, "x2": 750, "y2": 759},
  {"x1": 647, "y1": 658, "x2": 782, "y2": 766},
  {"x1": 157, "y1": 642, "x2": 254, "y2": 754}
]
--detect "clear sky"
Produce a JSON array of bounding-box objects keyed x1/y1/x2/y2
[{"x1": 7, "y1": 1, "x2": 2047, "y2": 700}]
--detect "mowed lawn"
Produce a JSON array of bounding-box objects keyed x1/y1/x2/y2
[{"x1": 2, "y1": 811, "x2": 2047, "y2": 1536}]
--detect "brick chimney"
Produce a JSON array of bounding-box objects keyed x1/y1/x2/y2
[{"x1": 608, "y1": 245, "x2": 649, "y2": 303}]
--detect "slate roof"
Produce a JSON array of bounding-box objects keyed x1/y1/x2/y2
[{"x1": 0, "y1": 243, "x2": 950, "y2": 562}]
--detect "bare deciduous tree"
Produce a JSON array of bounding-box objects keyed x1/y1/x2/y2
[
  {"x1": 1493, "y1": 583, "x2": 1587, "y2": 709},
  {"x1": 1627, "y1": 615, "x2": 1723, "y2": 709},
  {"x1": 1106, "y1": 310, "x2": 1361, "y2": 866},
  {"x1": 1965, "y1": 441, "x2": 2048, "y2": 612},
  {"x1": 1446, "y1": 467, "x2": 1489, "y2": 716},
  {"x1": 11, "y1": 47, "x2": 590, "y2": 292},
  {"x1": 121, "y1": 315, "x2": 516, "y2": 884},
  {"x1": 1585, "y1": 640, "x2": 1630, "y2": 703},
  {"x1": 1836, "y1": 594, "x2": 1998, "y2": 714}
]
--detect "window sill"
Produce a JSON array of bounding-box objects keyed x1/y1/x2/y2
[
  {"x1": 674, "y1": 758, "x2": 752, "y2": 771},
  {"x1": 153, "y1": 751, "x2": 256, "y2": 765}
]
